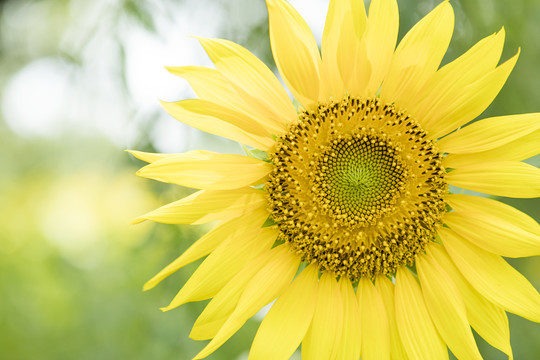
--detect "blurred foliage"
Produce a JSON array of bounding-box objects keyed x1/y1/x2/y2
[{"x1": 0, "y1": 0, "x2": 538, "y2": 359}]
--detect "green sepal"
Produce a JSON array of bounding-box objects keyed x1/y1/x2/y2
[
  {"x1": 241, "y1": 144, "x2": 270, "y2": 162},
  {"x1": 262, "y1": 217, "x2": 277, "y2": 228}
]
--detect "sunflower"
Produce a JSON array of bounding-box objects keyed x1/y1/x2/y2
[{"x1": 130, "y1": 0, "x2": 540, "y2": 359}]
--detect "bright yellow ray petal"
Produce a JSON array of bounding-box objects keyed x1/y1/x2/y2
[
  {"x1": 428, "y1": 243, "x2": 513, "y2": 359},
  {"x1": 380, "y1": 1, "x2": 454, "y2": 110},
  {"x1": 190, "y1": 248, "x2": 278, "y2": 341},
  {"x1": 445, "y1": 128, "x2": 540, "y2": 167},
  {"x1": 395, "y1": 267, "x2": 448, "y2": 360},
  {"x1": 337, "y1": 13, "x2": 371, "y2": 97},
  {"x1": 439, "y1": 227, "x2": 540, "y2": 322},
  {"x1": 364, "y1": 0, "x2": 399, "y2": 95},
  {"x1": 136, "y1": 151, "x2": 272, "y2": 190},
  {"x1": 132, "y1": 188, "x2": 266, "y2": 225},
  {"x1": 126, "y1": 149, "x2": 173, "y2": 163},
  {"x1": 266, "y1": 0, "x2": 321, "y2": 109},
  {"x1": 160, "y1": 99, "x2": 274, "y2": 150},
  {"x1": 302, "y1": 272, "x2": 343, "y2": 360},
  {"x1": 447, "y1": 194, "x2": 540, "y2": 234},
  {"x1": 409, "y1": 29, "x2": 504, "y2": 125},
  {"x1": 248, "y1": 264, "x2": 318, "y2": 360},
  {"x1": 161, "y1": 227, "x2": 277, "y2": 311},
  {"x1": 438, "y1": 113, "x2": 540, "y2": 154},
  {"x1": 348, "y1": 0, "x2": 367, "y2": 35},
  {"x1": 334, "y1": 277, "x2": 362, "y2": 360},
  {"x1": 196, "y1": 37, "x2": 296, "y2": 133},
  {"x1": 166, "y1": 66, "x2": 237, "y2": 106},
  {"x1": 167, "y1": 98, "x2": 270, "y2": 137},
  {"x1": 320, "y1": 0, "x2": 348, "y2": 100},
  {"x1": 143, "y1": 207, "x2": 269, "y2": 291},
  {"x1": 357, "y1": 277, "x2": 390, "y2": 360},
  {"x1": 193, "y1": 245, "x2": 300, "y2": 359},
  {"x1": 444, "y1": 211, "x2": 540, "y2": 258},
  {"x1": 446, "y1": 160, "x2": 540, "y2": 198},
  {"x1": 166, "y1": 66, "x2": 288, "y2": 136},
  {"x1": 417, "y1": 253, "x2": 482, "y2": 360},
  {"x1": 336, "y1": 7, "x2": 371, "y2": 98},
  {"x1": 375, "y1": 275, "x2": 409, "y2": 360},
  {"x1": 425, "y1": 50, "x2": 520, "y2": 140}
]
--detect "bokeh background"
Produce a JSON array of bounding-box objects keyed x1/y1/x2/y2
[{"x1": 1, "y1": 0, "x2": 539, "y2": 359}]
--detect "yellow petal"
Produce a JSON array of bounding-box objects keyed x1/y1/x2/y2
[
  {"x1": 438, "y1": 113, "x2": 540, "y2": 154},
  {"x1": 161, "y1": 227, "x2": 277, "y2": 311},
  {"x1": 444, "y1": 211, "x2": 540, "y2": 258},
  {"x1": 249, "y1": 264, "x2": 318, "y2": 360},
  {"x1": 357, "y1": 277, "x2": 390, "y2": 360},
  {"x1": 131, "y1": 149, "x2": 212, "y2": 164},
  {"x1": 166, "y1": 66, "x2": 237, "y2": 106},
  {"x1": 446, "y1": 160, "x2": 540, "y2": 198},
  {"x1": 395, "y1": 267, "x2": 448, "y2": 360},
  {"x1": 439, "y1": 226, "x2": 540, "y2": 322},
  {"x1": 196, "y1": 37, "x2": 296, "y2": 134},
  {"x1": 132, "y1": 188, "x2": 266, "y2": 225},
  {"x1": 193, "y1": 245, "x2": 300, "y2": 360},
  {"x1": 336, "y1": 8, "x2": 371, "y2": 98},
  {"x1": 160, "y1": 99, "x2": 273, "y2": 150},
  {"x1": 143, "y1": 206, "x2": 269, "y2": 291},
  {"x1": 166, "y1": 66, "x2": 286, "y2": 136},
  {"x1": 334, "y1": 277, "x2": 362, "y2": 360},
  {"x1": 428, "y1": 243, "x2": 513, "y2": 359},
  {"x1": 126, "y1": 149, "x2": 171, "y2": 163},
  {"x1": 302, "y1": 272, "x2": 343, "y2": 360},
  {"x1": 447, "y1": 194, "x2": 540, "y2": 234},
  {"x1": 417, "y1": 253, "x2": 482, "y2": 360},
  {"x1": 425, "y1": 50, "x2": 520, "y2": 140},
  {"x1": 380, "y1": 1, "x2": 454, "y2": 110},
  {"x1": 444, "y1": 128, "x2": 540, "y2": 167},
  {"x1": 333, "y1": 0, "x2": 369, "y2": 97},
  {"x1": 266, "y1": 0, "x2": 321, "y2": 109},
  {"x1": 169, "y1": 98, "x2": 271, "y2": 137},
  {"x1": 364, "y1": 0, "x2": 399, "y2": 95},
  {"x1": 136, "y1": 151, "x2": 272, "y2": 190},
  {"x1": 375, "y1": 275, "x2": 409, "y2": 360},
  {"x1": 320, "y1": 0, "x2": 348, "y2": 99},
  {"x1": 410, "y1": 29, "x2": 504, "y2": 126},
  {"x1": 190, "y1": 248, "x2": 278, "y2": 341}
]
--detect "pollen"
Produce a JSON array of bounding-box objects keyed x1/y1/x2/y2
[{"x1": 266, "y1": 97, "x2": 447, "y2": 280}]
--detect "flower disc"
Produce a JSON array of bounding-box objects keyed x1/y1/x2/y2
[{"x1": 267, "y1": 97, "x2": 448, "y2": 280}]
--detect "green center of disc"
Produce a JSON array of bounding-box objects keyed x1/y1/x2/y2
[{"x1": 314, "y1": 132, "x2": 407, "y2": 225}]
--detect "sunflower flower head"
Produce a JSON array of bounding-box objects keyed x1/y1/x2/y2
[{"x1": 131, "y1": 0, "x2": 540, "y2": 359}]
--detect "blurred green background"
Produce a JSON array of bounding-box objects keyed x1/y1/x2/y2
[{"x1": 1, "y1": 0, "x2": 538, "y2": 359}]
